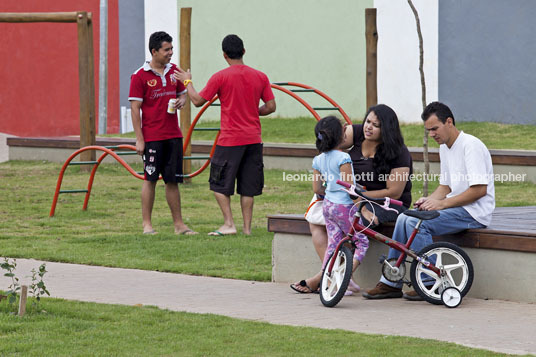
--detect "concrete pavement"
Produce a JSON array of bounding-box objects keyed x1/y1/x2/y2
[{"x1": 1, "y1": 258, "x2": 534, "y2": 355}]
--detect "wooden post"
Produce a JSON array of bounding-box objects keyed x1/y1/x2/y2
[
  {"x1": 365, "y1": 8, "x2": 378, "y2": 109},
  {"x1": 18, "y1": 285, "x2": 28, "y2": 316},
  {"x1": 180, "y1": 8, "x2": 192, "y2": 182},
  {"x1": 0, "y1": 12, "x2": 79, "y2": 22},
  {"x1": 77, "y1": 12, "x2": 96, "y2": 163}
]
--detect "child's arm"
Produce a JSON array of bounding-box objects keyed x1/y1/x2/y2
[
  {"x1": 340, "y1": 163, "x2": 359, "y2": 202},
  {"x1": 339, "y1": 163, "x2": 354, "y2": 186},
  {"x1": 312, "y1": 169, "x2": 326, "y2": 196}
]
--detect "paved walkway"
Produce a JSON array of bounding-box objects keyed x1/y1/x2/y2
[{"x1": 1, "y1": 258, "x2": 534, "y2": 355}]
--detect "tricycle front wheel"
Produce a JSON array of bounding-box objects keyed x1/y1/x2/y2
[{"x1": 320, "y1": 246, "x2": 353, "y2": 308}]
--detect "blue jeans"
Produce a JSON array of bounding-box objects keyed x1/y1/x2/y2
[{"x1": 380, "y1": 207, "x2": 485, "y2": 288}]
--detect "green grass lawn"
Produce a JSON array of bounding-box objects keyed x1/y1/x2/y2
[
  {"x1": 1, "y1": 161, "x2": 533, "y2": 355},
  {"x1": 4, "y1": 117, "x2": 534, "y2": 355},
  {"x1": 1, "y1": 161, "x2": 535, "y2": 282},
  {"x1": 0, "y1": 298, "x2": 507, "y2": 356},
  {"x1": 111, "y1": 117, "x2": 536, "y2": 150}
]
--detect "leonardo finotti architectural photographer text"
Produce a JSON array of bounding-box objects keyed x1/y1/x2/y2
[{"x1": 282, "y1": 171, "x2": 527, "y2": 183}]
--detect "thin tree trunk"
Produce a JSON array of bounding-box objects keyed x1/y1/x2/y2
[{"x1": 407, "y1": 0, "x2": 429, "y2": 196}]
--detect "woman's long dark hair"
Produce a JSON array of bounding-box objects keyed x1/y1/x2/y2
[
  {"x1": 315, "y1": 116, "x2": 343, "y2": 153},
  {"x1": 363, "y1": 104, "x2": 405, "y2": 174}
]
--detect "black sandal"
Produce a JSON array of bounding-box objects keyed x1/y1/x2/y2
[{"x1": 290, "y1": 280, "x2": 319, "y2": 294}]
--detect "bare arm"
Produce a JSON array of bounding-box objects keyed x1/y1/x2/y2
[
  {"x1": 339, "y1": 163, "x2": 354, "y2": 187},
  {"x1": 418, "y1": 184, "x2": 487, "y2": 211},
  {"x1": 414, "y1": 184, "x2": 450, "y2": 209},
  {"x1": 340, "y1": 123, "x2": 354, "y2": 150},
  {"x1": 360, "y1": 167, "x2": 410, "y2": 200},
  {"x1": 185, "y1": 82, "x2": 207, "y2": 107},
  {"x1": 259, "y1": 99, "x2": 276, "y2": 116},
  {"x1": 175, "y1": 92, "x2": 187, "y2": 109},
  {"x1": 130, "y1": 100, "x2": 144, "y2": 155},
  {"x1": 312, "y1": 169, "x2": 325, "y2": 196},
  {"x1": 173, "y1": 69, "x2": 207, "y2": 107}
]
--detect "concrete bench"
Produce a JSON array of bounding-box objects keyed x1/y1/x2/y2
[{"x1": 268, "y1": 207, "x2": 536, "y2": 303}]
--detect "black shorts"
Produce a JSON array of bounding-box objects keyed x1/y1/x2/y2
[
  {"x1": 209, "y1": 144, "x2": 264, "y2": 196},
  {"x1": 143, "y1": 138, "x2": 183, "y2": 183}
]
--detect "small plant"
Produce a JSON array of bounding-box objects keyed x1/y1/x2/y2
[
  {"x1": 1, "y1": 257, "x2": 21, "y2": 307},
  {"x1": 29, "y1": 263, "x2": 50, "y2": 309}
]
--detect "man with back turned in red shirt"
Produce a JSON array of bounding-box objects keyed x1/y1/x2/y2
[{"x1": 174, "y1": 34, "x2": 276, "y2": 236}]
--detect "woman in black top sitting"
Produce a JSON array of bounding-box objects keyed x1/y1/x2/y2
[
  {"x1": 291, "y1": 104, "x2": 412, "y2": 294},
  {"x1": 344, "y1": 103, "x2": 412, "y2": 227}
]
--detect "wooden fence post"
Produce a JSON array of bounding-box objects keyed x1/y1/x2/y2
[
  {"x1": 77, "y1": 11, "x2": 96, "y2": 164},
  {"x1": 18, "y1": 285, "x2": 28, "y2": 316},
  {"x1": 180, "y1": 7, "x2": 192, "y2": 182},
  {"x1": 365, "y1": 8, "x2": 378, "y2": 109}
]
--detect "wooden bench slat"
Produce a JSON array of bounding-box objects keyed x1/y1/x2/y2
[{"x1": 268, "y1": 207, "x2": 536, "y2": 254}]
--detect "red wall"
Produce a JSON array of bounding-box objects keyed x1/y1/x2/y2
[{"x1": 0, "y1": 0, "x2": 119, "y2": 137}]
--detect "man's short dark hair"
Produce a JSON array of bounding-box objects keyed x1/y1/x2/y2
[
  {"x1": 222, "y1": 34, "x2": 244, "y2": 59},
  {"x1": 421, "y1": 101, "x2": 456, "y2": 125},
  {"x1": 149, "y1": 31, "x2": 173, "y2": 54}
]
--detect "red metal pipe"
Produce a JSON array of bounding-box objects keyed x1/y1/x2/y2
[
  {"x1": 50, "y1": 145, "x2": 150, "y2": 216},
  {"x1": 181, "y1": 82, "x2": 351, "y2": 179},
  {"x1": 182, "y1": 96, "x2": 220, "y2": 151},
  {"x1": 270, "y1": 84, "x2": 322, "y2": 121},
  {"x1": 186, "y1": 131, "x2": 220, "y2": 178},
  {"x1": 51, "y1": 82, "x2": 353, "y2": 215},
  {"x1": 285, "y1": 82, "x2": 352, "y2": 124}
]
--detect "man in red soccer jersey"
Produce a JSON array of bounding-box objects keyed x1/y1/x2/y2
[
  {"x1": 174, "y1": 34, "x2": 276, "y2": 236},
  {"x1": 129, "y1": 31, "x2": 197, "y2": 235}
]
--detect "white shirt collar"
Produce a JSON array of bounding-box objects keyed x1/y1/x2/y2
[{"x1": 143, "y1": 61, "x2": 171, "y2": 74}]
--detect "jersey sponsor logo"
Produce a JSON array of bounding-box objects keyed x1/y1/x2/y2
[
  {"x1": 147, "y1": 79, "x2": 157, "y2": 87},
  {"x1": 149, "y1": 149, "x2": 156, "y2": 153},
  {"x1": 145, "y1": 165, "x2": 156, "y2": 175},
  {"x1": 150, "y1": 89, "x2": 176, "y2": 99}
]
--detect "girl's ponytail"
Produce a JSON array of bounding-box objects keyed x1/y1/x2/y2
[{"x1": 315, "y1": 116, "x2": 343, "y2": 153}]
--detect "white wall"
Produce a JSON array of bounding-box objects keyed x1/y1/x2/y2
[
  {"x1": 374, "y1": 0, "x2": 438, "y2": 123},
  {"x1": 144, "y1": 0, "x2": 179, "y2": 64}
]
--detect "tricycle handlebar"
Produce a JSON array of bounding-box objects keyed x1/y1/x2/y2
[{"x1": 336, "y1": 180, "x2": 403, "y2": 207}]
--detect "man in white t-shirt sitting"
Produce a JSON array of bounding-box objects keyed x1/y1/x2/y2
[{"x1": 363, "y1": 101, "x2": 495, "y2": 300}]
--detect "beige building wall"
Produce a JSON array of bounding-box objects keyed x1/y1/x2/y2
[{"x1": 145, "y1": 0, "x2": 373, "y2": 121}]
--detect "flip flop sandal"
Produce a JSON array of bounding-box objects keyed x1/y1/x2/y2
[
  {"x1": 290, "y1": 280, "x2": 318, "y2": 294},
  {"x1": 178, "y1": 229, "x2": 198, "y2": 235},
  {"x1": 208, "y1": 231, "x2": 224, "y2": 236}
]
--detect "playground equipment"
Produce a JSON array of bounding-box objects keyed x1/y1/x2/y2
[{"x1": 49, "y1": 82, "x2": 352, "y2": 217}]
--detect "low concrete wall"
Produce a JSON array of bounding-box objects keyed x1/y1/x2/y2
[
  {"x1": 8, "y1": 146, "x2": 142, "y2": 165},
  {"x1": 8, "y1": 139, "x2": 536, "y2": 183},
  {"x1": 0, "y1": 133, "x2": 14, "y2": 163},
  {"x1": 272, "y1": 232, "x2": 536, "y2": 303}
]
